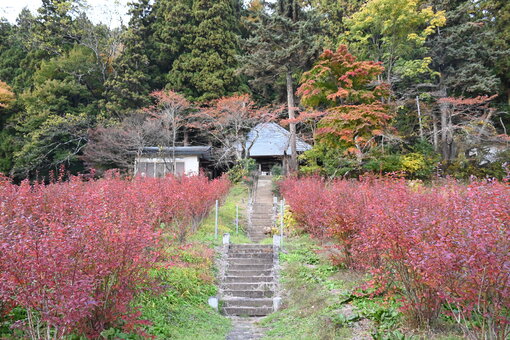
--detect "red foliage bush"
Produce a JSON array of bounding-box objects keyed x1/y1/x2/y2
[
  {"x1": 0, "y1": 173, "x2": 229, "y2": 338},
  {"x1": 280, "y1": 177, "x2": 510, "y2": 337}
]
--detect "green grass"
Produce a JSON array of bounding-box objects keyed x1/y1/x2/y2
[
  {"x1": 132, "y1": 256, "x2": 230, "y2": 340},
  {"x1": 260, "y1": 235, "x2": 357, "y2": 340},
  {"x1": 104, "y1": 183, "x2": 255, "y2": 339},
  {"x1": 191, "y1": 184, "x2": 252, "y2": 245},
  {"x1": 259, "y1": 234, "x2": 466, "y2": 340}
]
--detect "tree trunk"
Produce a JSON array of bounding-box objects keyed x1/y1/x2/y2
[
  {"x1": 416, "y1": 96, "x2": 424, "y2": 140},
  {"x1": 286, "y1": 71, "x2": 297, "y2": 172},
  {"x1": 432, "y1": 113, "x2": 439, "y2": 151},
  {"x1": 439, "y1": 86, "x2": 452, "y2": 161},
  {"x1": 183, "y1": 129, "x2": 189, "y2": 146}
]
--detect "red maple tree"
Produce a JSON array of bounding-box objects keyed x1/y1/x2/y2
[{"x1": 297, "y1": 45, "x2": 392, "y2": 159}]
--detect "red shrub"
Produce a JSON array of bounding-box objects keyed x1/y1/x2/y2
[
  {"x1": 0, "y1": 173, "x2": 229, "y2": 338},
  {"x1": 281, "y1": 177, "x2": 510, "y2": 336}
]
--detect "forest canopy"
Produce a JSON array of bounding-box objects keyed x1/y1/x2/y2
[{"x1": 0, "y1": 0, "x2": 508, "y2": 180}]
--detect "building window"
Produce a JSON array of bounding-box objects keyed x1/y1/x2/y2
[{"x1": 136, "y1": 160, "x2": 186, "y2": 177}]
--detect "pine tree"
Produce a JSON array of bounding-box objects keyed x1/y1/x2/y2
[
  {"x1": 428, "y1": 0, "x2": 503, "y2": 97},
  {"x1": 103, "y1": 0, "x2": 155, "y2": 116},
  {"x1": 162, "y1": 0, "x2": 244, "y2": 102},
  {"x1": 241, "y1": 0, "x2": 322, "y2": 171}
]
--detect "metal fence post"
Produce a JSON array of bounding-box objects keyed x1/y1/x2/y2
[
  {"x1": 280, "y1": 199, "x2": 285, "y2": 249},
  {"x1": 215, "y1": 200, "x2": 219, "y2": 239},
  {"x1": 235, "y1": 205, "x2": 239, "y2": 234}
]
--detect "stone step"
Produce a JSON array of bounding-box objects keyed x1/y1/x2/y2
[
  {"x1": 228, "y1": 253, "x2": 273, "y2": 259},
  {"x1": 223, "y1": 306, "x2": 273, "y2": 316},
  {"x1": 225, "y1": 270, "x2": 273, "y2": 277},
  {"x1": 228, "y1": 248, "x2": 273, "y2": 254},
  {"x1": 250, "y1": 236, "x2": 269, "y2": 242},
  {"x1": 224, "y1": 276, "x2": 273, "y2": 283},
  {"x1": 222, "y1": 290, "x2": 274, "y2": 298},
  {"x1": 228, "y1": 264, "x2": 273, "y2": 271},
  {"x1": 247, "y1": 230, "x2": 269, "y2": 234},
  {"x1": 223, "y1": 282, "x2": 275, "y2": 291},
  {"x1": 252, "y1": 210, "x2": 272, "y2": 215},
  {"x1": 229, "y1": 244, "x2": 272, "y2": 250},
  {"x1": 247, "y1": 235, "x2": 269, "y2": 240},
  {"x1": 229, "y1": 258, "x2": 273, "y2": 265},
  {"x1": 222, "y1": 298, "x2": 273, "y2": 308},
  {"x1": 251, "y1": 215, "x2": 272, "y2": 219},
  {"x1": 247, "y1": 236, "x2": 268, "y2": 240},
  {"x1": 251, "y1": 221, "x2": 271, "y2": 225}
]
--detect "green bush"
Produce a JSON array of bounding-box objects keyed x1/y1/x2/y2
[{"x1": 227, "y1": 158, "x2": 257, "y2": 183}]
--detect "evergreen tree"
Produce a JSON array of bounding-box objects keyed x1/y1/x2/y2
[
  {"x1": 104, "y1": 0, "x2": 155, "y2": 116},
  {"x1": 428, "y1": 0, "x2": 503, "y2": 97},
  {"x1": 163, "y1": 0, "x2": 244, "y2": 102},
  {"x1": 311, "y1": 0, "x2": 365, "y2": 48},
  {"x1": 241, "y1": 0, "x2": 322, "y2": 171}
]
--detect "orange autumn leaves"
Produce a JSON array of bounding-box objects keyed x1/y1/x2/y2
[
  {"x1": 297, "y1": 46, "x2": 392, "y2": 156},
  {"x1": 0, "y1": 81, "x2": 15, "y2": 109}
]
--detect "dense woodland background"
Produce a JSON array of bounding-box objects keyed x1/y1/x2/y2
[{"x1": 0, "y1": 0, "x2": 509, "y2": 180}]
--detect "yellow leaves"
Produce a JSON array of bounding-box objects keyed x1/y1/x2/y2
[{"x1": 401, "y1": 153, "x2": 427, "y2": 174}]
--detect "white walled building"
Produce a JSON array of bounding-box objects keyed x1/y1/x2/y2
[{"x1": 134, "y1": 146, "x2": 212, "y2": 177}]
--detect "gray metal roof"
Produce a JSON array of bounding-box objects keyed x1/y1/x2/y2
[
  {"x1": 141, "y1": 146, "x2": 212, "y2": 159},
  {"x1": 246, "y1": 122, "x2": 312, "y2": 157}
]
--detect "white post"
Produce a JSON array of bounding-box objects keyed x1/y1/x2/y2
[
  {"x1": 235, "y1": 205, "x2": 239, "y2": 234},
  {"x1": 280, "y1": 199, "x2": 285, "y2": 249},
  {"x1": 223, "y1": 233, "x2": 230, "y2": 245},
  {"x1": 215, "y1": 200, "x2": 219, "y2": 239}
]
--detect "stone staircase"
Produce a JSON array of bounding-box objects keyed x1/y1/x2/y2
[
  {"x1": 222, "y1": 176, "x2": 279, "y2": 339},
  {"x1": 221, "y1": 244, "x2": 275, "y2": 317},
  {"x1": 248, "y1": 176, "x2": 274, "y2": 242}
]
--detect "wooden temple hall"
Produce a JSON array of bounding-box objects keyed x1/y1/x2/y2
[{"x1": 245, "y1": 122, "x2": 311, "y2": 175}]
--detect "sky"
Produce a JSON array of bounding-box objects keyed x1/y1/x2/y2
[{"x1": 0, "y1": 0, "x2": 131, "y2": 28}]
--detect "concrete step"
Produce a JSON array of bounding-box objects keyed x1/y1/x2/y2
[
  {"x1": 228, "y1": 253, "x2": 272, "y2": 259},
  {"x1": 222, "y1": 298, "x2": 273, "y2": 308},
  {"x1": 222, "y1": 290, "x2": 274, "y2": 298},
  {"x1": 223, "y1": 282, "x2": 275, "y2": 291},
  {"x1": 229, "y1": 258, "x2": 273, "y2": 265},
  {"x1": 223, "y1": 306, "x2": 273, "y2": 316},
  {"x1": 247, "y1": 235, "x2": 269, "y2": 240},
  {"x1": 251, "y1": 220, "x2": 272, "y2": 224},
  {"x1": 247, "y1": 230, "x2": 269, "y2": 234},
  {"x1": 225, "y1": 270, "x2": 273, "y2": 277},
  {"x1": 253, "y1": 210, "x2": 272, "y2": 214},
  {"x1": 224, "y1": 276, "x2": 273, "y2": 283},
  {"x1": 228, "y1": 264, "x2": 273, "y2": 271},
  {"x1": 251, "y1": 215, "x2": 272, "y2": 219},
  {"x1": 228, "y1": 248, "x2": 273, "y2": 254},
  {"x1": 249, "y1": 236, "x2": 268, "y2": 241},
  {"x1": 229, "y1": 244, "x2": 272, "y2": 250}
]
